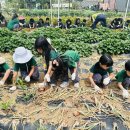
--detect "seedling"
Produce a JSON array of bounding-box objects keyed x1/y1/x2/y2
[{"x1": 16, "y1": 78, "x2": 28, "y2": 90}]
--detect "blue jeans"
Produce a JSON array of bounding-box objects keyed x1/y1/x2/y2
[{"x1": 92, "y1": 14, "x2": 107, "y2": 29}]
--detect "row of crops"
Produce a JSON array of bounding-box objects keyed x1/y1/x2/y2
[{"x1": 0, "y1": 27, "x2": 130, "y2": 57}]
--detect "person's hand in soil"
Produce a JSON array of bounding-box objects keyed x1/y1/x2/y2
[
  {"x1": 94, "y1": 85, "x2": 103, "y2": 94},
  {"x1": 122, "y1": 89, "x2": 129, "y2": 99},
  {"x1": 44, "y1": 74, "x2": 50, "y2": 82},
  {"x1": 0, "y1": 80, "x2": 5, "y2": 86},
  {"x1": 25, "y1": 75, "x2": 30, "y2": 82},
  {"x1": 103, "y1": 77, "x2": 110, "y2": 85},
  {"x1": 38, "y1": 82, "x2": 47, "y2": 92},
  {"x1": 71, "y1": 73, "x2": 76, "y2": 80}
]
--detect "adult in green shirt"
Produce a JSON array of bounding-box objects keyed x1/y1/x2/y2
[
  {"x1": 89, "y1": 54, "x2": 114, "y2": 94},
  {"x1": 7, "y1": 13, "x2": 20, "y2": 31},
  {"x1": 11, "y1": 47, "x2": 39, "y2": 91},
  {"x1": 35, "y1": 37, "x2": 59, "y2": 89},
  {"x1": 0, "y1": 57, "x2": 11, "y2": 86},
  {"x1": 115, "y1": 60, "x2": 130, "y2": 99}
]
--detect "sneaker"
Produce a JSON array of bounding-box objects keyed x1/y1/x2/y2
[
  {"x1": 50, "y1": 84, "x2": 56, "y2": 87},
  {"x1": 74, "y1": 83, "x2": 79, "y2": 88},
  {"x1": 60, "y1": 82, "x2": 69, "y2": 88},
  {"x1": 10, "y1": 86, "x2": 17, "y2": 91}
]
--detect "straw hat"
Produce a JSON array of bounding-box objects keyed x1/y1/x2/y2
[{"x1": 13, "y1": 47, "x2": 33, "y2": 64}]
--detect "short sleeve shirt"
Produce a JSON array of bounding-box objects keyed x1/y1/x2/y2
[
  {"x1": 115, "y1": 69, "x2": 129, "y2": 82},
  {"x1": 90, "y1": 62, "x2": 113, "y2": 76},
  {"x1": 14, "y1": 57, "x2": 37, "y2": 72},
  {"x1": 0, "y1": 63, "x2": 10, "y2": 72}
]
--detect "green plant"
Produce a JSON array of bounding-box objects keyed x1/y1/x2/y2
[
  {"x1": 0, "y1": 100, "x2": 13, "y2": 111},
  {"x1": 16, "y1": 78, "x2": 28, "y2": 90}
]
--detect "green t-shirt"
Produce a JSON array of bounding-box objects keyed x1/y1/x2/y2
[
  {"x1": 7, "y1": 18, "x2": 19, "y2": 30},
  {"x1": 90, "y1": 62, "x2": 113, "y2": 76},
  {"x1": 14, "y1": 57, "x2": 37, "y2": 72},
  {"x1": 50, "y1": 50, "x2": 59, "y2": 61},
  {"x1": 0, "y1": 63, "x2": 10, "y2": 72},
  {"x1": 115, "y1": 69, "x2": 129, "y2": 82},
  {"x1": 63, "y1": 50, "x2": 80, "y2": 68}
]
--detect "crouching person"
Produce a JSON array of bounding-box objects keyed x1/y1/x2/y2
[
  {"x1": 0, "y1": 57, "x2": 12, "y2": 86},
  {"x1": 10, "y1": 47, "x2": 39, "y2": 91},
  {"x1": 89, "y1": 54, "x2": 114, "y2": 93},
  {"x1": 115, "y1": 60, "x2": 130, "y2": 99},
  {"x1": 61, "y1": 50, "x2": 80, "y2": 88}
]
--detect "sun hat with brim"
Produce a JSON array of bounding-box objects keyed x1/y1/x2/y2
[
  {"x1": 0, "y1": 57, "x2": 6, "y2": 64},
  {"x1": 18, "y1": 16, "x2": 25, "y2": 20},
  {"x1": 13, "y1": 47, "x2": 33, "y2": 64}
]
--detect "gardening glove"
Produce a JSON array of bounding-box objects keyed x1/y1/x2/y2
[
  {"x1": 0, "y1": 80, "x2": 5, "y2": 86},
  {"x1": 71, "y1": 73, "x2": 76, "y2": 80},
  {"x1": 122, "y1": 89, "x2": 129, "y2": 99},
  {"x1": 25, "y1": 76, "x2": 30, "y2": 82},
  {"x1": 94, "y1": 85, "x2": 103, "y2": 93},
  {"x1": 44, "y1": 74, "x2": 50, "y2": 82},
  {"x1": 103, "y1": 77, "x2": 110, "y2": 85},
  {"x1": 39, "y1": 82, "x2": 47, "y2": 88},
  {"x1": 10, "y1": 86, "x2": 17, "y2": 91}
]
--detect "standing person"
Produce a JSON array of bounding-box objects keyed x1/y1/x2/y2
[
  {"x1": 91, "y1": 13, "x2": 107, "y2": 29},
  {"x1": 44, "y1": 17, "x2": 50, "y2": 27},
  {"x1": 10, "y1": 47, "x2": 39, "y2": 91},
  {"x1": 0, "y1": 57, "x2": 12, "y2": 86},
  {"x1": 89, "y1": 54, "x2": 114, "y2": 93},
  {"x1": 115, "y1": 60, "x2": 130, "y2": 99},
  {"x1": 0, "y1": 12, "x2": 7, "y2": 27},
  {"x1": 7, "y1": 13, "x2": 20, "y2": 31},
  {"x1": 34, "y1": 37, "x2": 59, "y2": 88}
]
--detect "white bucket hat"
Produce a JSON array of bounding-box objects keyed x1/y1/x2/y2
[
  {"x1": 0, "y1": 57, "x2": 5, "y2": 64},
  {"x1": 13, "y1": 47, "x2": 33, "y2": 63}
]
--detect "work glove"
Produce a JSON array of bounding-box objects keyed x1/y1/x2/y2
[
  {"x1": 71, "y1": 73, "x2": 76, "y2": 80},
  {"x1": 10, "y1": 86, "x2": 17, "y2": 91},
  {"x1": 0, "y1": 80, "x2": 5, "y2": 86},
  {"x1": 25, "y1": 76, "x2": 30, "y2": 82},
  {"x1": 122, "y1": 89, "x2": 129, "y2": 99},
  {"x1": 103, "y1": 77, "x2": 110, "y2": 85},
  {"x1": 44, "y1": 74, "x2": 50, "y2": 82},
  {"x1": 94, "y1": 85, "x2": 103, "y2": 93}
]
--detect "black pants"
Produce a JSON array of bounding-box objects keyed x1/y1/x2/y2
[{"x1": 51, "y1": 66, "x2": 69, "y2": 85}]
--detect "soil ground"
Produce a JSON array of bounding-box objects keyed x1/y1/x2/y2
[{"x1": 0, "y1": 53, "x2": 130, "y2": 130}]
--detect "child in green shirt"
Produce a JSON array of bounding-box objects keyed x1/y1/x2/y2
[
  {"x1": 116, "y1": 60, "x2": 130, "y2": 98},
  {"x1": 11, "y1": 47, "x2": 39, "y2": 91},
  {"x1": 89, "y1": 54, "x2": 114, "y2": 93},
  {"x1": 0, "y1": 57, "x2": 11, "y2": 86},
  {"x1": 35, "y1": 37, "x2": 59, "y2": 89}
]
